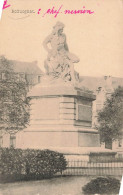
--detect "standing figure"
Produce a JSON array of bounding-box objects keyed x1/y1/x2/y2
[{"x1": 43, "y1": 22, "x2": 80, "y2": 84}]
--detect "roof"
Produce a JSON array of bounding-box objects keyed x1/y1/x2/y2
[
  {"x1": 10, "y1": 60, "x2": 43, "y2": 75},
  {"x1": 79, "y1": 76, "x2": 123, "y2": 92}
]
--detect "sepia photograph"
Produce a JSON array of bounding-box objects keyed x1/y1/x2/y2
[{"x1": 0, "y1": 0, "x2": 123, "y2": 194}]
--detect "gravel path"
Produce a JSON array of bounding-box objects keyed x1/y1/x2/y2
[{"x1": 0, "y1": 176, "x2": 92, "y2": 195}]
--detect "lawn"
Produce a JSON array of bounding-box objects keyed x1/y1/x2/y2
[{"x1": 0, "y1": 176, "x2": 121, "y2": 195}]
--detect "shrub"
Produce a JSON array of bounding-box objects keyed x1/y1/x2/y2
[
  {"x1": 82, "y1": 177, "x2": 121, "y2": 194},
  {"x1": 22, "y1": 149, "x2": 67, "y2": 178},
  {"x1": 0, "y1": 148, "x2": 23, "y2": 175},
  {"x1": 0, "y1": 148, "x2": 67, "y2": 182}
]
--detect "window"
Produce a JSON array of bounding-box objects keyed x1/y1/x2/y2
[
  {"x1": 0, "y1": 136, "x2": 3, "y2": 147},
  {"x1": 1, "y1": 73, "x2": 6, "y2": 80},
  {"x1": 38, "y1": 76, "x2": 41, "y2": 83},
  {"x1": 10, "y1": 135, "x2": 16, "y2": 148},
  {"x1": 118, "y1": 139, "x2": 122, "y2": 147}
]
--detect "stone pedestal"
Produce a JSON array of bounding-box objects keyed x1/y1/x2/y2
[
  {"x1": 16, "y1": 82, "x2": 117, "y2": 161},
  {"x1": 16, "y1": 83, "x2": 100, "y2": 150}
]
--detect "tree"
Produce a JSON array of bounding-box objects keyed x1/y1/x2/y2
[
  {"x1": 97, "y1": 86, "x2": 123, "y2": 148},
  {"x1": 0, "y1": 56, "x2": 30, "y2": 136}
]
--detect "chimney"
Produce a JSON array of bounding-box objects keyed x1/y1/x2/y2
[{"x1": 104, "y1": 75, "x2": 113, "y2": 94}]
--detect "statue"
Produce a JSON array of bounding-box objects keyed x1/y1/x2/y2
[{"x1": 43, "y1": 22, "x2": 80, "y2": 85}]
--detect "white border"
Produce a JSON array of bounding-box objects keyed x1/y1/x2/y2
[
  {"x1": 0, "y1": 1, "x2": 122, "y2": 195},
  {"x1": 0, "y1": 0, "x2": 4, "y2": 20},
  {"x1": 119, "y1": 176, "x2": 123, "y2": 195}
]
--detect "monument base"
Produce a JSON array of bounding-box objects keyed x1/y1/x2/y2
[
  {"x1": 15, "y1": 83, "x2": 116, "y2": 162},
  {"x1": 16, "y1": 83, "x2": 100, "y2": 149}
]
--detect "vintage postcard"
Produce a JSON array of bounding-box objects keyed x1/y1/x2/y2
[{"x1": 0, "y1": 0, "x2": 123, "y2": 194}]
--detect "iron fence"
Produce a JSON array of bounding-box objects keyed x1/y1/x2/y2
[{"x1": 59, "y1": 159, "x2": 123, "y2": 176}]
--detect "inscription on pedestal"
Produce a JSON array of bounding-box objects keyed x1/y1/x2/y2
[{"x1": 77, "y1": 105, "x2": 92, "y2": 121}]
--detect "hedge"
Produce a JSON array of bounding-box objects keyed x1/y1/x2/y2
[{"x1": 0, "y1": 148, "x2": 67, "y2": 182}]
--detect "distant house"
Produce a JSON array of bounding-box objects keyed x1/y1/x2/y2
[
  {"x1": 80, "y1": 76, "x2": 123, "y2": 151},
  {"x1": 10, "y1": 60, "x2": 44, "y2": 89},
  {"x1": 0, "y1": 60, "x2": 44, "y2": 90}
]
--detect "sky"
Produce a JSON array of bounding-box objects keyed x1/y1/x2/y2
[{"x1": 0, "y1": 0, "x2": 123, "y2": 78}]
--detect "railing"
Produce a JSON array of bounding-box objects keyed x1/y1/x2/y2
[{"x1": 59, "y1": 159, "x2": 123, "y2": 176}]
